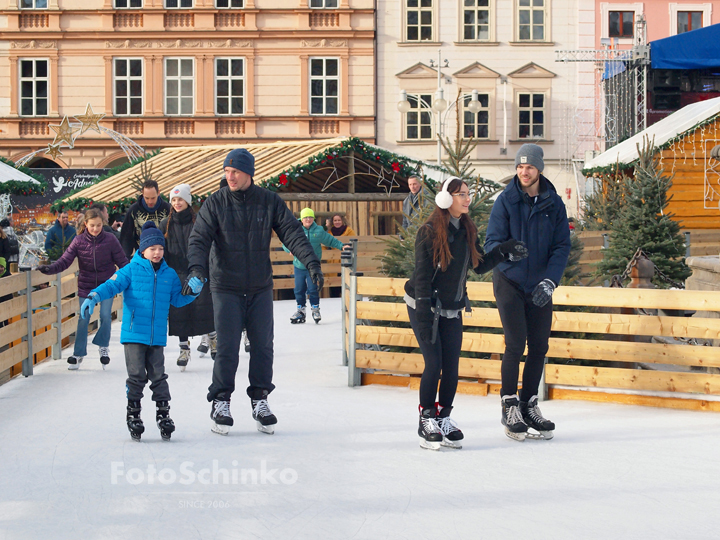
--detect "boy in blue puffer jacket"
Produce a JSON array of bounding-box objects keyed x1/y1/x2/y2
[
  {"x1": 80, "y1": 222, "x2": 203, "y2": 441},
  {"x1": 282, "y1": 207, "x2": 349, "y2": 324}
]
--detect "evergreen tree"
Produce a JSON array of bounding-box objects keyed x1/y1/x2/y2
[
  {"x1": 561, "y1": 232, "x2": 586, "y2": 286},
  {"x1": 580, "y1": 162, "x2": 629, "y2": 231},
  {"x1": 595, "y1": 136, "x2": 691, "y2": 287}
]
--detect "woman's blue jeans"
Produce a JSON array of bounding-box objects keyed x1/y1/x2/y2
[{"x1": 73, "y1": 296, "x2": 113, "y2": 357}]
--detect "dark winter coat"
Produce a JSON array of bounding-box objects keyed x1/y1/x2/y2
[
  {"x1": 89, "y1": 252, "x2": 196, "y2": 347},
  {"x1": 42, "y1": 229, "x2": 128, "y2": 298},
  {"x1": 119, "y1": 196, "x2": 172, "y2": 258},
  {"x1": 484, "y1": 175, "x2": 571, "y2": 293},
  {"x1": 405, "y1": 219, "x2": 506, "y2": 311},
  {"x1": 402, "y1": 188, "x2": 433, "y2": 229},
  {"x1": 44, "y1": 220, "x2": 76, "y2": 259},
  {"x1": 160, "y1": 207, "x2": 215, "y2": 337},
  {"x1": 187, "y1": 183, "x2": 320, "y2": 295}
]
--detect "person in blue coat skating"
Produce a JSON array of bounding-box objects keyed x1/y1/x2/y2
[{"x1": 80, "y1": 221, "x2": 203, "y2": 441}]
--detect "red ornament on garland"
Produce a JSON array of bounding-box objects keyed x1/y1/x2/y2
[
  {"x1": 279, "y1": 173, "x2": 288, "y2": 186},
  {"x1": 391, "y1": 162, "x2": 400, "y2": 173}
]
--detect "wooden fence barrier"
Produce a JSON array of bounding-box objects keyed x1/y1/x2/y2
[
  {"x1": 341, "y1": 271, "x2": 720, "y2": 412},
  {"x1": 0, "y1": 261, "x2": 122, "y2": 381}
]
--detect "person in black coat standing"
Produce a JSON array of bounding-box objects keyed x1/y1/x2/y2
[
  {"x1": 160, "y1": 184, "x2": 215, "y2": 371},
  {"x1": 405, "y1": 176, "x2": 528, "y2": 450},
  {"x1": 186, "y1": 148, "x2": 323, "y2": 436},
  {"x1": 485, "y1": 143, "x2": 571, "y2": 442},
  {"x1": 120, "y1": 179, "x2": 171, "y2": 259}
]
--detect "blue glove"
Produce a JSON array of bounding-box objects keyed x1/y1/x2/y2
[
  {"x1": 80, "y1": 294, "x2": 99, "y2": 320},
  {"x1": 182, "y1": 269, "x2": 206, "y2": 295},
  {"x1": 187, "y1": 276, "x2": 204, "y2": 295}
]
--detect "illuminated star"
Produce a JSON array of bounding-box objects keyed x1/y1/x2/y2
[
  {"x1": 74, "y1": 104, "x2": 105, "y2": 134},
  {"x1": 49, "y1": 116, "x2": 80, "y2": 148},
  {"x1": 45, "y1": 144, "x2": 63, "y2": 160},
  {"x1": 320, "y1": 162, "x2": 342, "y2": 192},
  {"x1": 376, "y1": 166, "x2": 400, "y2": 195}
]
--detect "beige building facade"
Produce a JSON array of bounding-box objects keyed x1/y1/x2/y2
[{"x1": 0, "y1": 0, "x2": 375, "y2": 169}]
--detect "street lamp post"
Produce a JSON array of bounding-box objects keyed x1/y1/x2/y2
[{"x1": 397, "y1": 49, "x2": 482, "y2": 165}]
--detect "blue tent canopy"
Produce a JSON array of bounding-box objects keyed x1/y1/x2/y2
[{"x1": 651, "y1": 24, "x2": 720, "y2": 69}]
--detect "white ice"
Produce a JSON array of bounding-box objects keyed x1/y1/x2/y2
[{"x1": 0, "y1": 298, "x2": 719, "y2": 540}]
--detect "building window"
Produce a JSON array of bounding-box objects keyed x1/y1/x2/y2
[
  {"x1": 463, "y1": 93, "x2": 490, "y2": 139},
  {"x1": 518, "y1": 0, "x2": 545, "y2": 41},
  {"x1": 405, "y1": 93, "x2": 433, "y2": 140},
  {"x1": 677, "y1": 11, "x2": 702, "y2": 34},
  {"x1": 609, "y1": 11, "x2": 634, "y2": 38},
  {"x1": 114, "y1": 58, "x2": 143, "y2": 116},
  {"x1": 463, "y1": 0, "x2": 490, "y2": 41},
  {"x1": 19, "y1": 59, "x2": 48, "y2": 117},
  {"x1": 165, "y1": 0, "x2": 192, "y2": 7},
  {"x1": 310, "y1": 58, "x2": 339, "y2": 115},
  {"x1": 310, "y1": 0, "x2": 338, "y2": 7},
  {"x1": 216, "y1": 0, "x2": 243, "y2": 6},
  {"x1": 114, "y1": 0, "x2": 142, "y2": 7},
  {"x1": 20, "y1": 0, "x2": 47, "y2": 8},
  {"x1": 215, "y1": 58, "x2": 244, "y2": 115},
  {"x1": 406, "y1": 0, "x2": 434, "y2": 42},
  {"x1": 518, "y1": 93, "x2": 544, "y2": 139},
  {"x1": 165, "y1": 58, "x2": 194, "y2": 116}
]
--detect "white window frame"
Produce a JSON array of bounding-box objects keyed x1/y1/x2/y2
[
  {"x1": 461, "y1": 0, "x2": 493, "y2": 42},
  {"x1": 404, "y1": 0, "x2": 436, "y2": 43},
  {"x1": 516, "y1": 0, "x2": 548, "y2": 42},
  {"x1": 114, "y1": 0, "x2": 143, "y2": 8},
  {"x1": 403, "y1": 93, "x2": 434, "y2": 141},
  {"x1": 216, "y1": 0, "x2": 244, "y2": 7},
  {"x1": 517, "y1": 91, "x2": 546, "y2": 140},
  {"x1": 462, "y1": 92, "x2": 491, "y2": 140},
  {"x1": 164, "y1": 57, "x2": 195, "y2": 116},
  {"x1": 19, "y1": 58, "x2": 49, "y2": 117},
  {"x1": 215, "y1": 57, "x2": 245, "y2": 116},
  {"x1": 309, "y1": 0, "x2": 338, "y2": 7},
  {"x1": 309, "y1": 57, "x2": 339, "y2": 116},
  {"x1": 669, "y1": 3, "x2": 712, "y2": 36},
  {"x1": 600, "y1": 3, "x2": 643, "y2": 45},
  {"x1": 113, "y1": 58, "x2": 144, "y2": 117},
  {"x1": 19, "y1": 0, "x2": 48, "y2": 9},
  {"x1": 165, "y1": 0, "x2": 193, "y2": 8}
]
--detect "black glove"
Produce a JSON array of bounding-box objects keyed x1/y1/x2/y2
[
  {"x1": 37, "y1": 265, "x2": 51, "y2": 274},
  {"x1": 498, "y1": 239, "x2": 529, "y2": 262},
  {"x1": 182, "y1": 269, "x2": 206, "y2": 296},
  {"x1": 308, "y1": 262, "x2": 324, "y2": 290},
  {"x1": 414, "y1": 298, "x2": 434, "y2": 344},
  {"x1": 532, "y1": 278, "x2": 556, "y2": 307}
]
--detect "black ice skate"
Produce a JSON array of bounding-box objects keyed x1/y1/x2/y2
[
  {"x1": 418, "y1": 406, "x2": 443, "y2": 450},
  {"x1": 177, "y1": 347, "x2": 190, "y2": 372},
  {"x1": 209, "y1": 334, "x2": 218, "y2": 360},
  {"x1": 290, "y1": 306, "x2": 306, "y2": 324},
  {"x1": 501, "y1": 395, "x2": 528, "y2": 442},
  {"x1": 126, "y1": 400, "x2": 145, "y2": 441},
  {"x1": 156, "y1": 400, "x2": 175, "y2": 441},
  {"x1": 520, "y1": 396, "x2": 555, "y2": 440},
  {"x1": 437, "y1": 405, "x2": 463, "y2": 449},
  {"x1": 197, "y1": 335, "x2": 209, "y2": 356},
  {"x1": 251, "y1": 392, "x2": 277, "y2": 434},
  {"x1": 210, "y1": 399, "x2": 233, "y2": 435},
  {"x1": 311, "y1": 305, "x2": 321, "y2": 324},
  {"x1": 67, "y1": 356, "x2": 83, "y2": 371},
  {"x1": 99, "y1": 347, "x2": 110, "y2": 369}
]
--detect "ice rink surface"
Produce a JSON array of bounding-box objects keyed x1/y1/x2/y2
[{"x1": 1, "y1": 298, "x2": 719, "y2": 540}]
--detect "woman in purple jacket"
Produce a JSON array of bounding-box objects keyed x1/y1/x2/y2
[{"x1": 39, "y1": 208, "x2": 128, "y2": 370}]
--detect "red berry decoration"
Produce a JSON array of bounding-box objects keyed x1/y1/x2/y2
[{"x1": 391, "y1": 162, "x2": 400, "y2": 173}]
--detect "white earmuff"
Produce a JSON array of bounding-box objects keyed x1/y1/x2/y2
[{"x1": 435, "y1": 176, "x2": 459, "y2": 210}]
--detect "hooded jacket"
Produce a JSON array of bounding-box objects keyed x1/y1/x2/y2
[
  {"x1": 282, "y1": 221, "x2": 344, "y2": 269},
  {"x1": 119, "y1": 196, "x2": 172, "y2": 258},
  {"x1": 484, "y1": 175, "x2": 571, "y2": 293}
]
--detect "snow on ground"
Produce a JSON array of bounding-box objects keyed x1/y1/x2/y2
[{"x1": 1, "y1": 298, "x2": 719, "y2": 540}]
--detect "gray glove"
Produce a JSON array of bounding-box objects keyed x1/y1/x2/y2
[{"x1": 531, "y1": 278, "x2": 556, "y2": 307}]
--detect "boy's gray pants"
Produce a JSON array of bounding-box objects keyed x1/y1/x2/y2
[{"x1": 124, "y1": 343, "x2": 170, "y2": 402}]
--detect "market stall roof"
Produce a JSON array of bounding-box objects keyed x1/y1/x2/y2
[
  {"x1": 60, "y1": 137, "x2": 431, "y2": 211},
  {"x1": 0, "y1": 160, "x2": 41, "y2": 184},
  {"x1": 583, "y1": 96, "x2": 720, "y2": 173},
  {"x1": 651, "y1": 24, "x2": 720, "y2": 70}
]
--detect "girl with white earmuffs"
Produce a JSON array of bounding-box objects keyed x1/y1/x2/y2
[{"x1": 403, "y1": 176, "x2": 528, "y2": 450}]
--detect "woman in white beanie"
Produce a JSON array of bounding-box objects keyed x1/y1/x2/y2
[{"x1": 160, "y1": 184, "x2": 216, "y2": 370}]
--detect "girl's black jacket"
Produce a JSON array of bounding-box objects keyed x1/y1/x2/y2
[{"x1": 405, "y1": 220, "x2": 506, "y2": 317}]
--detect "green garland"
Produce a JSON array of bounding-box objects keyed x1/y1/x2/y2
[
  {"x1": 0, "y1": 156, "x2": 48, "y2": 196},
  {"x1": 51, "y1": 192, "x2": 215, "y2": 215}
]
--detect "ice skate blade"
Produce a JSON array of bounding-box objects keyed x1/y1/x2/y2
[
  {"x1": 197, "y1": 345, "x2": 208, "y2": 356},
  {"x1": 256, "y1": 422, "x2": 275, "y2": 435},
  {"x1": 130, "y1": 434, "x2": 141, "y2": 441},
  {"x1": 211, "y1": 423, "x2": 230, "y2": 435},
  {"x1": 290, "y1": 319, "x2": 306, "y2": 324},
  {"x1": 68, "y1": 364, "x2": 79, "y2": 371},
  {"x1": 419, "y1": 437, "x2": 441, "y2": 450},
  {"x1": 160, "y1": 432, "x2": 172, "y2": 441},
  {"x1": 526, "y1": 430, "x2": 553, "y2": 440},
  {"x1": 179, "y1": 365, "x2": 186, "y2": 372},
  {"x1": 441, "y1": 439, "x2": 462, "y2": 449},
  {"x1": 101, "y1": 365, "x2": 106, "y2": 371},
  {"x1": 504, "y1": 428, "x2": 527, "y2": 442}
]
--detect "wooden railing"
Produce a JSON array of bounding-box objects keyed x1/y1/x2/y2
[
  {"x1": 341, "y1": 270, "x2": 720, "y2": 411},
  {"x1": 0, "y1": 261, "x2": 122, "y2": 381}
]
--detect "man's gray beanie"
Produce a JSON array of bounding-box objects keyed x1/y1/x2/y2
[{"x1": 515, "y1": 143, "x2": 544, "y2": 172}]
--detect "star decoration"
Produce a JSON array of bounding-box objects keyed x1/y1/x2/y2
[
  {"x1": 45, "y1": 144, "x2": 63, "y2": 160},
  {"x1": 74, "y1": 104, "x2": 105, "y2": 134},
  {"x1": 320, "y1": 162, "x2": 343, "y2": 192},
  {"x1": 376, "y1": 165, "x2": 400, "y2": 195},
  {"x1": 49, "y1": 116, "x2": 80, "y2": 148}
]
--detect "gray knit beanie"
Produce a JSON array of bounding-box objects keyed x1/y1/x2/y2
[{"x1": 515, "y1": 143, "x2": 544, "y2": 172}]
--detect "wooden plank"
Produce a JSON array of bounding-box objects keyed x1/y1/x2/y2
[
  {"x1": 0, "y1": 318, "x2": 27, "y2": 349},
  {"x1": 361, "y1": 372, "x2": 490, "y2": 396},
  {"x1": 0, "y1": 342, "x2": 27, "y2": 374},
  {"x1": 30, "y1": 287, "x2": 56, "y2": 310},
  {"x1": 1, "y1": 296, "x2": 28, "y2": 322},
  {"x1": 33, "y1": 328, "x2": 57, "y2": 352},
  {"x1": 32, "y1": 307, "x2": 57, "y2": 332},
  {"x1": 355, "y1": 349, "x2": 505, "y2": 379},
  {"x1": 0, "y1": 273, "x2": 26, "y2": 298},
  {"x1": 548, "y1": 387, "x2": 720, "y2": 412}
]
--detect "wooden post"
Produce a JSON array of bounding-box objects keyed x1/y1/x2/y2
[
  {"x1": 52, "y1": 271, "x2": 62, "y2": 360},
  {"x1": 348, "y1": 150, "x2": 355, "y2": 194},
  {"x1": 22, "y1": 270, "x2": 33, "y2": 377}
]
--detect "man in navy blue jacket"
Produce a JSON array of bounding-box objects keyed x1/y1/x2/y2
[{"x1": 485, "y1": 143, "x2": 571, "y2": 442}]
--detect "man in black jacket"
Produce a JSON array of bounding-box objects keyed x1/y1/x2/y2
[
  {"x1": 119, "y1": 179, "x2": 171, "y2": 258},
  {"x1": 186, "y1": 148, "x2": 323, "y2": 436}
]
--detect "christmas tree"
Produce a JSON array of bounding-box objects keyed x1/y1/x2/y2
[
  {"x1": 580, "y1": 161, "x2": 629, "y2": 231},
  {"x1": 595, "y1": 136, "x2": 691, "y2": 287}
]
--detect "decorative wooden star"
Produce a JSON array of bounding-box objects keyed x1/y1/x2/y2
[
  {"x1": 74, "y1": 104, "x2": 105, "y2": 134},
  {"x1": 49, "y1": 116, "x2": 80, "y2": 148},
  {"x1": 376, "y1": 166, "x2": 400, "y2": 195},
  {"x1": 45, "y1": 144, "x2": 63, "y2": 160}
]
